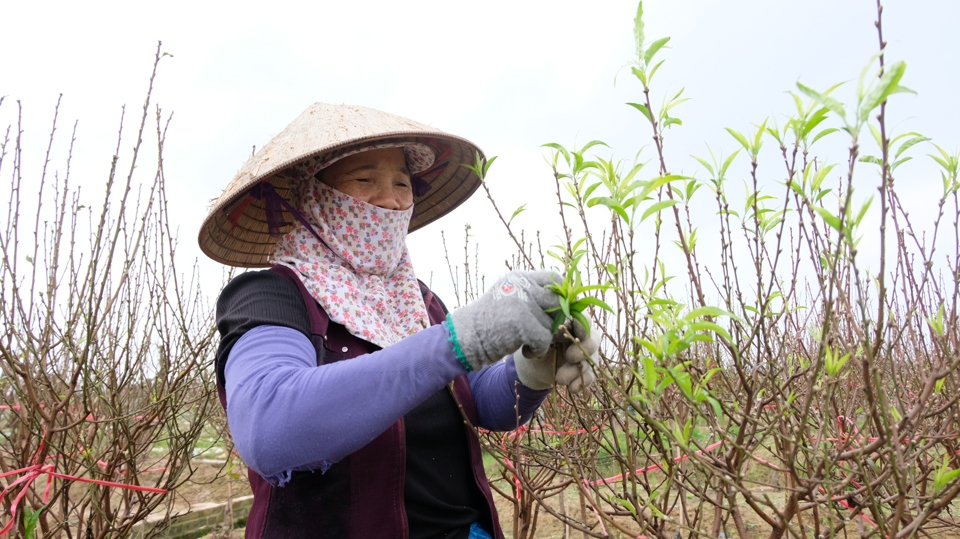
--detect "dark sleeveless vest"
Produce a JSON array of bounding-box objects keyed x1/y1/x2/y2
[{"x1": 217, "y1": 265, "x2": 503, "y2": 539}]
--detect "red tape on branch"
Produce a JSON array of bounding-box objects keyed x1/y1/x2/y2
[
  {"x1": 0, "y1": 430, "x2": 167, "y2": 536},
  {"x1": 494, "y1": 423, "x2": 604, "y2": 500},
  {"x1": 0, "y1": 464, "x2": 168, "y2": 535},
  {"x1": 585, "y1": 441, "x2": 725, "y2": 486}
]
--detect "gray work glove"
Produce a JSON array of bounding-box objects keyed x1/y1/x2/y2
[
  {"x1": 448, "y1": 271, "x2": 562, "y2": 371},
  {"x1": 515, "y1": 319, "x2": 599, "y2": 392}
]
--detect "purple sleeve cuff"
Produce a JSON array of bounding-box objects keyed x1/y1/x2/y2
[
  {"x1": 224, "y1": 323, "x2": 466, "y2": 485},
  {"x1": 468, "y1": 355, "x2": 551, "y2": 431}
]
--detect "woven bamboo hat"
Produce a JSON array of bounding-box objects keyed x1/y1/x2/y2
[{"x1": 198, "y1": 103, "x2": 484, "y2": 267}]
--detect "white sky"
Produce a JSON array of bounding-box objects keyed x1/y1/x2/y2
[{"x1": 2, "y1": 0, "x2": 957, "y2": 306}]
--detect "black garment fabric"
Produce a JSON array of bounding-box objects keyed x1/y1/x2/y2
[
  {"x1": 215, "y1": 270, "x2": 487, "y2": 537},
  {"x1": 405, "y1": 386, "x2": 487, "y2": 539},
  {"x1": 215, "y1": 270, "x2": 311, "y2": 388}
]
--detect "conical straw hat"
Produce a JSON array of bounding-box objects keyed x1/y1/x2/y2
[{"x1": 198, "y1": 103, "x2": 484, "y2": 267}]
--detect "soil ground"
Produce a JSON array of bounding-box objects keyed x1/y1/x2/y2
[{"x1": 177, "y1": 462, "x2": 960, "y2": 539}]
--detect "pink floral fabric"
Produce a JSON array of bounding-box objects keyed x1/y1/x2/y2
[{"x1": 270, "y1": 182, "x2": 430, "y2": 348}]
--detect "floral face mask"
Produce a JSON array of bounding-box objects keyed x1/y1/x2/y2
[{"x1": 271, "y1": 182, "x2": 430, "y2": 348}]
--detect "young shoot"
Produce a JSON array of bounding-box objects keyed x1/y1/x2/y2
[{"x1": 546, "y1": 240, "x2": 614, "y2": 335}]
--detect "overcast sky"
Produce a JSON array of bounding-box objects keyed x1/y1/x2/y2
[{"x1": 2, "y1": 0, "x2": 957, "y2": 305}]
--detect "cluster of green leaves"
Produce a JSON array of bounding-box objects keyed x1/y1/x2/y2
[
  {"x1": 24, "y1": 505, "x2": 44, "y2": 539},
  {"x1": 929, "y1": 144, "x2": 960, "y2": 198},
  {"x1": 462, "y1": 151, "x2": 498, "y2": 182},
  {"x1": 934, "y1": 453, "x2": 960, "y2": 493},
  {"x1": 462, "y1": 148, "x2": 617, "y2": 334},
  {"x1": 625, "y1": 2, "x2": 689, "y2": 130},
  {"x1": 824, "y1": 344, "x2": 852, "y2": 378},
  {"x1": 624, "y1": 268, "x2": 738, "y2": 421},
  {"x1": 545, "y1": 239, "x2": 614, "y2": 335},
  {"x1": 627, "y1": 3, "x2": 669, "y2": 91},
  {"x1": 797, "y1": 57, "x2": 914, "y2": 137},
  {"x1": 545, "y1": 141, "x2": 694, "y2": 227}
]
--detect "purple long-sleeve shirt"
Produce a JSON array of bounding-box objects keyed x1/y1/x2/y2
[{"x1": 224, "y1": 323, "x2": 549, "y2": 485}]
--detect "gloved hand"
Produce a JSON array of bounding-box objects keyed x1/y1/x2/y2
[
  {"x1": 447, "y1": 271, "x2": 562, "y2": 371},
  {"x1": 515, "y1": 319, "x2": 599, "y2": 392}
]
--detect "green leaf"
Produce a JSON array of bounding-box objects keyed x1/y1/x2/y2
[
  {"x1": 640, "y1": 174, "x2": 690, "y2": 199},
  {"x1": 934, "y1": 454, "x2": 960, "y2": 492},
  {"x1": 689, "y1": 321, "x2": 732, "y2": 343},
  {"x1": 571, "y1": 311, "x2": 591, "y2": 337},
  {"x1": 868, "y1": 122, "x2": 884, "y2": 147},
  {"x1": 644, "y1": 36, "x2": 671, "y2": 66},
  {"x1": 706, "y1": 396, "x2": 723, "y2": 419},
  {"x1": 891, "y1": 156, "x2": 912, "y2": 170},
  {"x1": 570, "y1": 283, "x2": 612, "y2": 296},
  {"x1": 637, "y1": 337, "x2": 661, "y2": 359},
  {"x1": 686, "y1": 333, "x2": 714, "y2": 344},
  {"x1": 641, "y1": 199, "x2": 680, "y2": 222},
  {"x1": 551, "y1": 312, "x2": 565, "y2": 334},
  {"x1": 726, "y1": 128, "x2": 751, "y2": 153},
  {"x1": 796, "y1": 82, "x2": 846, "y2": 120},
  {"x1": 571, "y1": 296, "x2": 615, "y2": 313},
  {"x1": 692, "y1": 155, "x2": 715, "y2": 176},
  {"x1": 662, "y1": 117, "x2": 682, "y2": 128},
  {"x1": 508, "y1": 204, "x2": 527, "y2": 225},
  {"x1": 895, "y1": 135, "x2": 931, "y2": 159},
  {"x1": 854, "y1": 196, "x2": 873, "y2": 227},
  {"x1": 720, "y1": 150, "x2": 740, "y2": 177},
  {"x1": 632, "y1": 66, "x2": 648, "y2": 86},
  {"x1": 586, "y1": 195, "x2": 614, "y2": 208},
  {"x1": 24, "y1": 505, "x2": 45, "y2": 539},
  {"x1": 560, "y1": 295, "x2": 571, "y2": 318},
  {"x1": 580, "y1": 140, "x2": 610, "y2": 154},
  {"x1": 583, "y1": 182, "x2": 602, "y2": 201},
  {"x1": 627, "y1": 102, "x2": 653, "y2": 121},
  {"x1": 752, "y1": 118, "x2": 768, "y2": 153},
  {"x1": 542, "y1": 142, "x2": 571, "y2": 166},
  {"x1": 643, "y1": 356, "x2": 657, "y2": 392},
  {"x1": 612, "y1": 204, "x2": 630, "y2": 223},
  {"x1": 858, "y1": 61, "x2": 913, "y2": 123},
  {"x1": 766, "y1": 124, "x2": 784, "y2": 145},
  {"x1": 788, "y1": 180, "x2": 804, "y2": 197},
  {"x1": 814, "y1": 206, "x2": 842, "y2": 232},
  {"x1": 615, "y1": 496, "x2": 638, "y2": 517},
  {"x1": 483, "y1": 155, "x2": 498, "y2": 177},
  {"x1": 812, "y1": 127, "x2": 839, "y2": 145},
  {"x1": 800, "y1": 107, "x2": 830, "y2": 138},
  {"x1": 648, "y1": 59, "x2": 665, "y2": 82},
  {"x1": 927, "y1": 303, "x2": 946, "y2": 336}
]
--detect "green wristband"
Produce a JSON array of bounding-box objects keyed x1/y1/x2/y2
[{"x1": 444, "y1": 313, "x2": 473, "y2": 373}]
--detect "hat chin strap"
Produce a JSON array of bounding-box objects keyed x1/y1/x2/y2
[{"x1": 249, "y1": 182, "x2": 336, "y2": 257}]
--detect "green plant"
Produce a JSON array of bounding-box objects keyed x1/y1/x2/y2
[
  {"x1": 0, "y1": 44, "x2": 221, "y2": 538},
  {"x1": 466, "y1": 1, "x2": 960, "y2": 538},
  {"x1": 463, "y1": 151, "x2": 615, "y2": 334}
]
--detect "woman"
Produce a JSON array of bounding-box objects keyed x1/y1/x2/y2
[{"x1": 198, "y1": 103, "x2": 598, "y2": 539}]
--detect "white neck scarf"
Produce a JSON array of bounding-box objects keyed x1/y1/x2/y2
[{"x1": 270, "y1": 182, "x2": 430, "y2": 348}]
